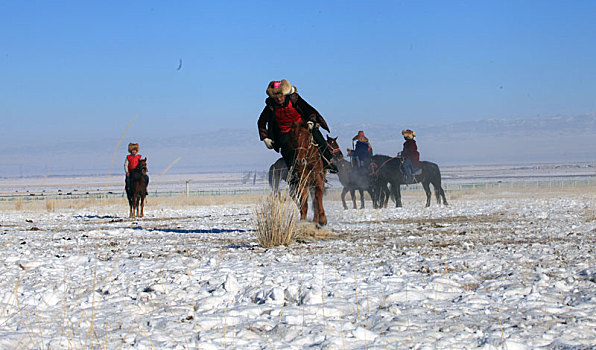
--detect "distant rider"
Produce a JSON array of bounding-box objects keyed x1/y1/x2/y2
[
  {"x1": 257, "y1": 79, "x2": 338, "y2": 173},
  {"x1": 398, "y1": 129, "x2": 421, "y2": 183},
  {"x1": 125, "y1": 142, "x2": 149, "y2": 193},
  {"x1": 347, "y1": 130, "x2": 373, "y2": 168}
]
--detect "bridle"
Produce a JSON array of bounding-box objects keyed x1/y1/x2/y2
[
  {"x1": 294, "y1": 137, "x2": 316, "y2": 166},
  {"x1": 326, "y1": 141, "x2": 343, "y2": 159}
]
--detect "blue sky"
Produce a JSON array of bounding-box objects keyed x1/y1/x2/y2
[{"x1": 1, "y1": 1, "x2": 595, "y2": 175}]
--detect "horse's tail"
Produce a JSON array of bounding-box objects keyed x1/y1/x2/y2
[{"x1": 423, "y1": 161, "x2": 448, "y2": 205}]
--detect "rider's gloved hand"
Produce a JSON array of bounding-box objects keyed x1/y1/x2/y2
[
  {"x1": 263, "y1": 138, "x2": 274, "y2": 149},
  {"x1": 307, "y1": 121, "x2": 314, "y2": 130}
]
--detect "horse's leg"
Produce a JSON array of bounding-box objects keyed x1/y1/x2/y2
[
  {"x1": 370, "y1": 186, "x2": 378, "y2": 209},
  {"x1": 422, "y1": 181, "x2": 432, "y2": 207},
  {"x1": 315, "y1": 176, "x2": 326, "y2": 226},
  {"x1": 299, "y1": 185, "x2": 309, "y2": 221},
  {"x1": 391, "y1": 181, "x2": 402, "y2": 207},
  {"x1": 384, "y1": 184, "x2": 391, "y2": 208},
  {"x1": 341, "y1": 187, "x2": 349, "y2": 210},
  {"x1": 350, "y1": 189, "x2": 357, "y2": 209},
  {"x1": 132, "y1": 195, "x2": 137, "y2": 217},
  {"x1": 135, "y1": 195, "x2": 140, "y2": 217},
  {"x1": 311, "y1": 190, "x2": 319, "y2": 224},
  {"x1": 359, "y1": 189, "x2": 365, "y2": 209},
  {"x1": 140, "y1": 194, "x2": 145, "y2": 217}
]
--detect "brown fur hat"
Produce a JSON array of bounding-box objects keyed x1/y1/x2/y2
[
  {"x1": 128, "y1": 143, "x2": 139, "y2": 153},
  {"x1": 266, "y1": 79, "x2": 294, "y2": 98},
  {"x1": 402, "y1": 129, "x2": 415, "y2": 139}
]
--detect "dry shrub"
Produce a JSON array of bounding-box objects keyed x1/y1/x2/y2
[
  {"x1": 254, "y1": 191, "x2": 298, "y2": 248},
  {"x1": 14, "y1": 198, "x2": 23, "y2": 211},
  {"x1": 45, "y1": 199, "x2": 56, "y2": 212}
]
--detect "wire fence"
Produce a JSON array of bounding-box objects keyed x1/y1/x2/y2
[{"x1": 1, "y1": 176, "x2": 594, "y2": 202}]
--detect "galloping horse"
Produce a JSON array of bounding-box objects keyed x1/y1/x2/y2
[
  {"x1": 268, "y1": 136, "x2": 339, "y2": 193},
  {"x1": 326, "y1": 137, "x2": 376, "y2": 209},
  {"x1": 126, "y1": 158, "x2": 148, "y2": 217},
  {"x1": 289, "y1": 120, "x2": 327, "y2": 226},
  {"x1": 370, "y1": 155, "x2": 447, "y2": 208}
]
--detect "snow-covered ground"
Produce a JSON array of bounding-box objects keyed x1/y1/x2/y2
[{"x1": 1, "y1": 183, "x2": 595, "y2": 349}]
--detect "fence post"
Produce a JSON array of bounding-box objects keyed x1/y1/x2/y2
[{"x1": 185, "y1": 180, "x2": 190, "y2": 197}]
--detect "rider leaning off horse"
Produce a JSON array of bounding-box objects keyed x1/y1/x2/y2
[
  {"x1": 257, "y1": 79, "x2": 338, "y2": 174},
  {"x1": 125, "y1": 142, "x2": 149, "y2": 193},
  {"x1": 398, "y1": 129, "x2": 421, "y2": 183}
]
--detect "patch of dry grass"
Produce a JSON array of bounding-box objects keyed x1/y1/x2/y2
[
  {"x1": 0, "y1": 194, "x2": 268, "y2": 212},
  {"x1": 253, "y1": 191, "x2": 297, "y2": 248}
]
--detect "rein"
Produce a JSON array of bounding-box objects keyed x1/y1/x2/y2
[{"x1": 369, "y1": 157, "x2": 399, "y2": 176}]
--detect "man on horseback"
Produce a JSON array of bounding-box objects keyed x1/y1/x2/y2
[
  {"x1": 125, "y1": 142, "x2": 149, "y2": 194},
  {"x1": 347, "y1": 130, "x2": 373, "y2": 168},
  {"x1": 257, "y1": 79, "x2": 338, "y2": 174},
  {"x1": 398, "y1": 129, "x2": 421, "y2": 184}
]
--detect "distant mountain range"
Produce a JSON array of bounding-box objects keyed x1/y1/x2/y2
[{"x1": 1, "y1": 114, "x2": 595, "y2": 177}]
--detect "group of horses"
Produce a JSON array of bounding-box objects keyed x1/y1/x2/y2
[
  {"x1": 125, "y1": 120, "x2": 447, "y2": 223},
  {"x1": 269, "y1": 121, "x2": 447, "y2": 225}
]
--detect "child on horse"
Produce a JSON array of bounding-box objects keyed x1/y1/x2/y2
[
  {"x1": 257, "y1": 79, "x2": 338, "y2": 174},
  {"x1": 125, "y1": 142, "x2": 149, "y2": 193},
  {"x1": 347, "y1": 130, "x2": 373, "y2": 168},
  {"x1": 398, "y1": 129, "x2": 421, "y2": 183}
]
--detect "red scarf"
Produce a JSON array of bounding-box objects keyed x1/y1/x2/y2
[{"x1": 274, "y1": 100, "x2": 302, "y2": 133}]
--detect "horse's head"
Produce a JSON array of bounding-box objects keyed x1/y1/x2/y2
[
  {"x1": 137, "y1": 158, "x2": 148, "y2": 175},
  {"x1": 290, "y1": 120, "x2": 313, "y2": 167},
  {"x1": 326, "y1": 136, "x2": 343, "y2": 159}
]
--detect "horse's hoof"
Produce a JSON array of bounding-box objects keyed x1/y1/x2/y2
[{"x1": 318, "y1": 219, "x2": 327, "y2": 226}]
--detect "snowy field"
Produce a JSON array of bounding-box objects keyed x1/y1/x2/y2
[{"x1": 1, "y1": 177, "x2": 596, "y2": 349}]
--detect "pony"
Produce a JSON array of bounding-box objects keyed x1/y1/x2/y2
[
  {"x1": 288, "y1": 120, "x2": 327, "y2": 226},
  {"x1": 370, "y1": 154, "x2": 447, "y2": 208},
  {"x1": 268, "y1": 157, "x2": 289, "y2": 192},
  {"x1": 126, "y1": 158, "x2": 148, "y2": 217},
  {"x1": 326, "y1": 136, "x2": 377, "y2": 209}
]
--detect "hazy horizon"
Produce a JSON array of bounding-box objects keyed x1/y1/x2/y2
[{"x1": 1, "y1": 114, "x2": 595, "y2": 178}]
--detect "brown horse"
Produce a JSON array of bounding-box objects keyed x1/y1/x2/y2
[
  {"x1": 126, "y1": 158, "x2": 148, "y2": 217},
  {"x1": 289, "y1": 120, "x2": 327, "y2": 226}
]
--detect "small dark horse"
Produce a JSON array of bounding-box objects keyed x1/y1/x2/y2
[
  {"x1": 289, "y1": 120, "x2": 327, "y2": 226},
  {"x1": 326, "y1": 137, "x2": 376, "y2": 209},
  {"x1": 268, "y1": 157, "x2": 289, "y2": 192},
  {"x1": 370, "y1": 154, "x2": 447, "y2": 208},
  {"x1": 126, "y1": 158, "x2": 148, "y2": 217}
]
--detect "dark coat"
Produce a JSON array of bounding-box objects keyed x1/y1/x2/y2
[
  {"x1": 402, "y1": 139, "x2": 421, "y2": 168},
  {"x1": 353, "y1": 140, "x2": 372, "y2": 160},
  {"x1": 257, "y1": 93, "x2": 330, "y2": 152}
]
